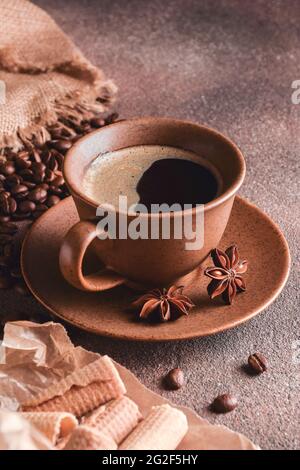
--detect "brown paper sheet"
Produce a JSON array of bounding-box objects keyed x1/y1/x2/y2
[{"x1": 0, "y1": 321, "x2": 258, "y2": 450}]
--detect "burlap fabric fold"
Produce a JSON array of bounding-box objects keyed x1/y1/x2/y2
[{"x1": 0, "y1": 0, "x2": 117, "y2": 151}]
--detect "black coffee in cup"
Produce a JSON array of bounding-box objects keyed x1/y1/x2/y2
[{"x1": 82, "y1": 145, "x2": 221, "y2": 211}]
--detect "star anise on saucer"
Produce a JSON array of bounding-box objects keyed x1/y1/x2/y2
[
  {"x1": 204, "y1": 245, "x2": 248, "y2": 305},
  {"x1": 132, "y1": 286, "x2": 195, "y2": 322}
]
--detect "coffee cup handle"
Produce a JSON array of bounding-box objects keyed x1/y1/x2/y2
[{"x1": 59, "y1": 220, "x2": 125, "y2": 291}]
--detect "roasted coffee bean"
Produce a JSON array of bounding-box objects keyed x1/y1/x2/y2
[
  {"x1": 8, "y1": 197, "x2": 17, "y2": 214},
  {"x1": 10, "y1": 184, "x2": 29, "y2": 199},
  {"x1": 41, "y1": 149, "x2": 51, "y2": 165},
  {"x1": 211, "y1": 394, "x2": 238, "y2": 413},
  {"x1": 15, "y1": 157, "x2": 32, "y2": 170},
  {"x1": 0, "y1": 193, "x2": 10, "y2": 214},
  {"x1": 37, "y1": 183, "x2": 49, "y2": 191},
  {"x1": 18, "y1": 200, "x2": 36, "y2": 213},
  {"x1": 51, "y1": 139, "x2": 72, "y2": 153},
  {"x1": 5, "y1": 175, "x2": 22, "y2": 187},
  {"x1": 23, "y1": 181, "x2": 36, "y2": 189},
  {"x1": 52, "y1": 175, "x2": 64, "y2": 187},
  {"x1": 28, "y1": 187, "x2": 47, "y2": 202},
  {"x1": 31, "y1": 149, "x2": 42, "y2": 163},
  {"x1": 14, "y1": 280, "x2": 31, "y2": 296},
  {"x1": 18, "y1": 150, "x2": 30, "y2": 160},
  {"x1": 0, "y1": 222, "x2": 18, "y2": 235},
  {"x1": 53, "y1": 151, "x2": 64, "y2": 169},
  {"x1": 31, "y1": 162, "x2": 46, "y2": 172},
  {"x1": 48, "y1": 185, "x2": 62, "y2": 196},
  {"x1": 90, "y1": 117, "x2": 105, "y2": 128},
  {"x1": 61, "y1": 185, "x2": 69, "y2": 197},
  {"x1": 0, "y1": 162, "x2": 15, "y2": 176},
  {"x1": 19, "y1": 169, "x2": 34, "y2": 180},
  {"x1": 0, "y1": 194, "x2": 17, "y2": 215},
  {"x1": 248, "y1": 353, "x2": 268, "y2": 374},
  {"x1": 45, "y1": 169, "x2": 55, "y2": 182},
  {"x1": 48, "y1": 156, "x2": 59, "y2": 171},
  {"x1": 32, "y1": 171, "x2": 46, "y2": 184},
  {"x1": 46, "y1": 195, "x2": 60, "y2": 207},
  {"x1": 164, "y1": 368, "x2": 185, "y2": 390}
]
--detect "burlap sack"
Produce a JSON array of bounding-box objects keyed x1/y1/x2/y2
[{"x1": 0, "y1": 0, "x2": 117, "y2": 151}]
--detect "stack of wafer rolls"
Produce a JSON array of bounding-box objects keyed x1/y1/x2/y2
[
  {"x1": 83, "y1": 396, "x2": 142, "y2": 444},
  {"x1": 63, "y1": 425, "x2": 117, "y2": 450},
  {"x1": 17, "y1": 353, "x2": 189, "y2": 450},
  {"x1": 21, "y1": 412, "x2": 78, "y2": 446},
  {"x1": 119, "y1": 404, "x2": 188, "y2": 450},
  {"x1": 22, "y1": 356, "x2": 126, "y2": 417}
]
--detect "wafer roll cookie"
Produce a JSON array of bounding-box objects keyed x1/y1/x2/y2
[
  {"x1": 21, "y1": 412, "x2": 78, "y2": 445},
  {"x1": 63, "y1": 425, "x2": 117, "y2": 450},
  {"x1": 84, "y1": 396, "x2": 142, "y2": 444},
  {"x1": 119, "y1": 404, "x2": 188, "y2": 450},
  {"x1": 23, "y1": 356, "x2": 126, "y2": 417},
  {"x1": 81, "y1": 405, "x2": 106, "y2": 424}
]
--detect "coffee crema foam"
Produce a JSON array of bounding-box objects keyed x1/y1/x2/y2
[{"x1": 82, "y1": 145, "x2": 222, "y2": 209}]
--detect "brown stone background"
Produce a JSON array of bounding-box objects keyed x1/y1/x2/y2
[{"x1": 1, "y1": 0, "x2": 299, "y2": 449}]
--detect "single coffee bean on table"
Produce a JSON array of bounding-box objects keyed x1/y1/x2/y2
[
  {"x1": 211, "y1": 393, "x2": 238, "y2": 413},
  {"x1": 164, "y1": 368, "x2": 185, "y2": 390},
  {"x1": 248, "y1": 353, "x2": 268, "y2": 374}
]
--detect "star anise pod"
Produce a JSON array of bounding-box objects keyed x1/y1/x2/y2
[
  {"x1": 204, "y1": 245, "x2": 248, "y2": 305},
  {"x1": 132, "y1": 285, "x2": 195, "y2": 322}
]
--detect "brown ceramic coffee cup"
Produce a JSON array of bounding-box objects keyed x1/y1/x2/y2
[{"x1": 59, "y1": 117, "x2": 245, "y2": 291}]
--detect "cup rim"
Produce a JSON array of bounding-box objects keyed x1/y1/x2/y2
[{"x1": 63, "y1": 116, "x2": 246, "y2": 218}]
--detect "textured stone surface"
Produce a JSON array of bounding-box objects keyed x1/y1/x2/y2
[{"x1": 1, "y1": 0, "x2": 299, "y2": 449}]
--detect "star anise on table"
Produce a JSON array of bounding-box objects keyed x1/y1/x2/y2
[
  {"x1": 132, "y1": 286, "x2": 195, "y2": 322},
  {"x1": 204, "y1": 245, "x2": 248, "y2": 305}
]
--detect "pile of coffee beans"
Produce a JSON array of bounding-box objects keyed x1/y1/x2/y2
[
  {"x1": 0, "y1": 112, "x2": 119, "y2": 293},
  {"x1": 0, "y1": 112, "x2": 118, "y2": 223}
]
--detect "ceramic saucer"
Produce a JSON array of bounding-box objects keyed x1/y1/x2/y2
[{"x1": 21, "y1": 196, "x2": 290, "y2": 341}]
